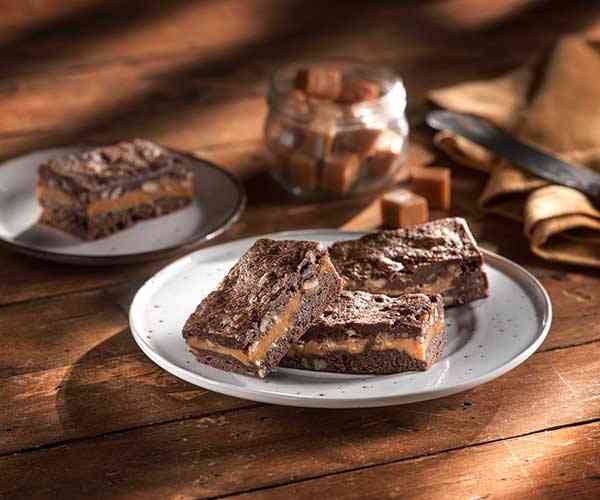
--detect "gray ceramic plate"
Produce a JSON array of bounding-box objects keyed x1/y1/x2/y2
[
  {"x1": 0, "y1": 146, "x2": 245, "y2": 265},
  {"x1": 129, "y1": 229, "x2": 552, "y2": 408}
]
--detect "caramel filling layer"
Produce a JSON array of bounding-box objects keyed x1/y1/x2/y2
[
  {"x1": 187, "y1": 292, "x2": 302, "y2": 369},
  {"x1": 189, "y1": 340, "x2": 251, "y2": 366},
  {"x1": 37, "y1": 184, "x2": 73, "y2": 206},
  {"x1": 249, "y1": 293, "x2": 301, "y2": 364},
  {"x1": 37, "y1": 177, "x2": 193, "y2": 218},
  {"x1": 88, "y1": 180, "x2": 192, "y2": 217},
  {"x1": 186, "y1": 257, "x2": 335, "y2": 374},
  {"x1": 361, "y1": 268, "x2": 457, "y2": 296},
  {"x1": 287, "y1": 318, "x2": 445, "y2": 362}
]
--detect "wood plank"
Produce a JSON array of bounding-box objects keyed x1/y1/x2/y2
[
  {"x1": 0, "y1": 0, "x2": 595, "y2": 162},
  {"x1": 0, "y1": 251, "x2": 167, "y2": 306},
  {"x1": 0, "y1": 1, "x2": 290, "y2": 74},
  {"x1": 0, "y1": 1, "x2": 106, "y2": 44},
  {"x1": 0, "y1": 289, "x2": 127, "y2": 377},
  {"x1": 0, "y1": 284, "x2": 255, "y2": 455},
  {"x1": 1, "y1": 341, "x2": 598, "y2": 497},
  {"x1": 530, "y1": 268, "x2": 600, "y2": 351},
  {"x1": 227, "y1": 421, "x2": 600, "y2": 500},
  {"x1": 0, "y1": 64, "x2": 266, "y2": 146},
  {"x1": 2, "y1": 0, "x2": 594, "y2": 77},
  {"x1": 1, "y1": 351, "x2": 252, "y2": 457}
]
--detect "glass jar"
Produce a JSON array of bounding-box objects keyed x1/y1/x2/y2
[{"x1": 264, "y1": 59, "x2": 409, "y2": 198}]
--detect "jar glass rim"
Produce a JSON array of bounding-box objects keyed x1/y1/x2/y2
[{"x1": 268, "y1": 58, "x2": 406, "y2": 124}]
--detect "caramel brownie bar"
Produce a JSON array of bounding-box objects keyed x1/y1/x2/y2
[
  {"x1": 182, "y1": 239, "x2": 343, "y2": 378},
  {"x1": 330, "y1": 217, "x2": 489, "y2": 306},
  {"x1": 37, "y1": 139, "x2": 194, "y2": 239},
  {"x1": 282, "y1": 291, "x2": 446, "y2": 374}
]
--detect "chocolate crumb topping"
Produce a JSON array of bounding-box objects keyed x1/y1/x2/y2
[
  {"x1": 39, "y1": 139, "x2": 192, "y2": 193},
  {"x1": 329, "y1": 217, "x2": 489, "y2": 306},
  {"x1": 330, "y1": 217, "x2": 481, "y2": 281},
  {"x1": 304, "y1": 291, "x2": 443, "y2": 341}
]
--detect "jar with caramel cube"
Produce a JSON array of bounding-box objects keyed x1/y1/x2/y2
[{"x1": 264, "y1": 59, "x2": 409, "y2": 198}]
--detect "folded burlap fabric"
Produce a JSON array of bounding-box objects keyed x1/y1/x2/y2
[{"x1": 429, "y1": 34, "x2": 600, "y2": 268}]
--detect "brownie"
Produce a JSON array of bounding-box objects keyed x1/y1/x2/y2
[
  {"x1": 329, "y1": 217, "x2": 489, "y2": 306},
  {"x1": 37, "y1": 139, "x2": 194, "y2": 239},
  {"x1": 281, "y1": 291, "x2": 446, "y2": 374},
  {"x1": 182, "y1": 238, "x2": 343, "y2": 378}
]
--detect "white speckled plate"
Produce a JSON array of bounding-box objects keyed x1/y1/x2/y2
[
  {"x1": 0, "y1": 146, "x2": 245, "y2": 265},
  {"x1": 129, "y1": 229, "x2": 552, "y2": 408}
]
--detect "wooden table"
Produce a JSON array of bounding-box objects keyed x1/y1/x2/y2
[{"x1": 2, "y1": 2, "x2": 600, "y2": 498}]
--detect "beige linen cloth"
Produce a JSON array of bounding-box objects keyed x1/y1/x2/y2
[{"x1": 429, "y1": 34, "x2": 600, "y2": 268}]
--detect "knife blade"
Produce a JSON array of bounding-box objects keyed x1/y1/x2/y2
[{"x1": 426, "y1": 110, "x2": 600, "y2": 201}]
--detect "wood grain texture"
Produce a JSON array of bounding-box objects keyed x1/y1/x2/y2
[
  {"x1": 1, "y1": 350, "x2": 253, "y2": 457},
  {"x1": 1, "y1": 341, "x2": 599, "y2": 497},
  {"x1": 0, "y1": 252, "x2": 166, "y2": 306},
  {"x1": 228, "y1": 422, "x2": 600, "y2": 500},
  {"x1": 2, "y1": 1, "x2": 600, "y2": 498},
  {"x1": 0, "y1": 0, "x2": 595, "y2": 162}
]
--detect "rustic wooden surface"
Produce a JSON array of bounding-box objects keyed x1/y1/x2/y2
[{"x1": 1, "y1": 1, "x2": 600, "y2": 499}]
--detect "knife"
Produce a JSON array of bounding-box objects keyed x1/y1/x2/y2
[{"x1": 426, "y1": 110, "x2": 600, "y2": 201}]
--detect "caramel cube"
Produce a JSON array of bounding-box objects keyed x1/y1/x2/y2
[
  {"x1": 332, "y1": 127, "x2": 382, "y2": 156},
  {"x1": 338, "y1": 78, "x2": 381, "y2": 103},
  {"x1": 412, "y1": 167, "x2": 451, "y2": 210},
  {"x1": 295, "y1": 67, "x2": 342, "y2": 101},
  {"x1": 380, "y1": 189, "x2": 429, "y2": 229},
  {"x1": 287, "y1": 151, "x2": 320, "y2": 191},
  {"x1": 298, "y1": 125, "x2": 334, "y2": 159},
  {"x1": 321, "y1": 153, "x2": 360, "y2": 193}
]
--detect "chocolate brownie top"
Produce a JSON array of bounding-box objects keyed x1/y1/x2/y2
[
  {"x1": 330, "y1": 217, "x2": 483, "y2": 283},
  {"x1": 39, "y1": 139, "x2": 192, "y2": 193},
  {"x1": 302, "y1": 291, "x2": 443, "y2": 341},
  {"x1": 183, "y1": 238, "x2": 332, "y2": 349}
]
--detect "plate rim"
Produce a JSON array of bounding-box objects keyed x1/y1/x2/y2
[
  {"x1": 0, "y1": 146, "x2": 246, "y2": 265},
  {"x1": 129, "y1": 228, "x2": 553, "y2": 408}
]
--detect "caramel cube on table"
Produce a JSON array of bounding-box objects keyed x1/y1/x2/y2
[
  {"x1": 412, "y1": 167, "x2": 451, "y2": 210},
  {"x1": 295, "y1": 67, "x2": 342, "y2": 101},
  {"x1": 380, "y1": 189, "x2": 429, "y2": 229},
  {"x1": 321, "y1": 153, "x2": 361, "y2": 194}
]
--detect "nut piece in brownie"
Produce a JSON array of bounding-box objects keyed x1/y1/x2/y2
[
  {"x1": 182, "y1": 239, "x2": 343, "y2": 378},
  {"x1": 282, "y1": 291, "x2": 446, "y2": 374},
  {"x1": 330, "y1": 217, "x2": 489, "y2": 306},
  {"x1": 37, "y1": 139, "x2": 195, "y2": 240}
]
